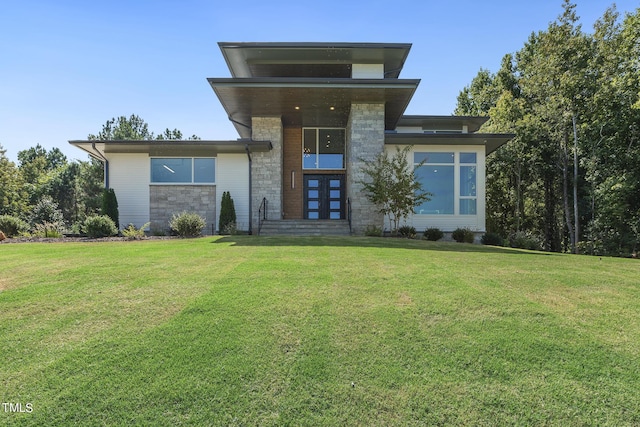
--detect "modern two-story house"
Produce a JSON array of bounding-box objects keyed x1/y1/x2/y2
[{"x1": 70, "y1": 42, "x2": 512, "y2": 236}]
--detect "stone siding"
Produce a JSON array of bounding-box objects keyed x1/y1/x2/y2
[
  {"x1": 346, "y1": 103, "x2": 385, "y2": 234},
  {"x1": 251, "y1": 117, "x2": 283, "y2": 230},
  {"x1": 149, "y1": 185, "x2": 216, "y2": 235}
]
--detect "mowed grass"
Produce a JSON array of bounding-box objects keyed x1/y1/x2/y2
[{"x1": 1, "y1": 236, "x2": 639, "y2": 426}]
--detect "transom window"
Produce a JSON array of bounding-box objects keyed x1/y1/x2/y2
[
  {"x1": 303, "y1": 128, "x2": 345, "y2": 169},
  {"x1": 150, "y1": 158, "x2": 216, "y2": 184},
  {"x1": 414, "y1": 152, "x2": 477, "y2": 215}
]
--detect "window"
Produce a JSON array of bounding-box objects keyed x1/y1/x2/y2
[
  {"x1": 414, "y1": 152, "x2": 477, "y2": 215},
  {"x1": 459, "y1": 153, "x2": 477, "y2": 215},
  {"x1": 303, "y1": 128, "x2": 345, "y2": 169},
  {"x1": 151, "y1": 158, "x2": 216, "y2": 184}
]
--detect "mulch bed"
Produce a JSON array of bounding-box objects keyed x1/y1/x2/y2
[{"x1": 0, "y1": 236, "x2": 178, "y2": 244}]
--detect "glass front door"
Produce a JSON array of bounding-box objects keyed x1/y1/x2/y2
[{"x1": 304, "y1": 175, "x2": 344, "y2": 220}]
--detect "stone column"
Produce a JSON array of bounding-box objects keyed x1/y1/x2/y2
[
  {"x1": 251, "y1": 116, "x2": 283, "y2": 230},
  {"x1": 346, "y1": 103, "x2": 385, "y2": 234}
]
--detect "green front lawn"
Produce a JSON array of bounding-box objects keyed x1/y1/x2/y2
[{"x1": 1, "y1": 236, "x2": 639, "y2": 425}]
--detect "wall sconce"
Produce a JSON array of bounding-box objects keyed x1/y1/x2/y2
[{"x1": 291, "y1": 170, "x2": 295, "y2": 189}]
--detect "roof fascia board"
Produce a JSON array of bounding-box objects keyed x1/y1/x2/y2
[{"x1": 208, "y1": 77, "x2": 420, "y2": 89}]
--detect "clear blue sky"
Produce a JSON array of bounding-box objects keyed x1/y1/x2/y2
[{"x1": 1, "y1": 0, "x2": 637, "y2": 162}]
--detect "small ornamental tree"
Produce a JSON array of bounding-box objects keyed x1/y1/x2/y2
[
  {"x1": 101, "y1": 188, "x2": 119, "y2": 229},
  {"x1": 219, "y1": 191, "x2": 237, "y2": 234},
  {"x1": 359, "y1": 146, "x2": 431, "y2": 234}
]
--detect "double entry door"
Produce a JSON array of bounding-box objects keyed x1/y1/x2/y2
[{"x1": 303, "y1": 175, "x2": 345, "y2": 220}]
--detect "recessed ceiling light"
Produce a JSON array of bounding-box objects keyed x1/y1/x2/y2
[
  {"x1": 329, "y1": 106, "x2": 335, "y2": 111},
  {"x1": 294, "y1": 106, "x2": 300, "y2": 110}
]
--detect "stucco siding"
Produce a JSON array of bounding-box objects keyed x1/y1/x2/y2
[
  {"x1": 107, "y1": 153, "x2": 150, "y2": 229},
  {"x1": 216, "y1": 153, "x2": 250, "y2": 231}
]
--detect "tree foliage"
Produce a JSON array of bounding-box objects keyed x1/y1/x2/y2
[
  {"x1": 457, "y1": 1, "x2": 640, "y2": 256},
  {"x1": 88, "y1": 114, "x2": 200, "y2": 141},
  {"x1": 359, "y1": 146, "x2": 430, "y2": 234},
  {"x1": 0, "y1": 144, "x2": 28, "y2": 217}
]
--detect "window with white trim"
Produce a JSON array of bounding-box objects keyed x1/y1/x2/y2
[
  {"x1": 150, "y1": 158, "x2": 216, "y2": 184},
  {"x1": 414, "y1": 152, "x2": 477, "y2": 215}
]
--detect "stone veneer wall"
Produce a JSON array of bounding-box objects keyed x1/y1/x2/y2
[
  {"x1": 251, "y1": 117, "x2": 283, "y2": 230},
  {"x1": 149, "y1": 185, "x2": 216, "y2": 235},
  {"x1": 346, "y1": 103, "x2": 385, "y2": 234}
]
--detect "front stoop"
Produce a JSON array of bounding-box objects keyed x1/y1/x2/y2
[{"x1": 258, "y1": 220, "x2": 351, "y2": 236}]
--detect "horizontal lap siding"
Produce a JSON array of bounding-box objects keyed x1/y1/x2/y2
[
  {"x1": 216, "y1": 153, "x2": 249, "y2": 231},
  {"x1": 107, "y1": 153, "x2": 150, "y2": 229}
]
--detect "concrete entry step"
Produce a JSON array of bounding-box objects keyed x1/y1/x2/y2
[{"x1": 258, "y1": 220, "x2": 351, "y2": 236}]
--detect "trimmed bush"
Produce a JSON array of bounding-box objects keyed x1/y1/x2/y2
[
  {"x1": 33, "y1": 221, "x2": 65, "y2": 238},
  {"x1": 170, "y1": 212, "x2": 205, "y2": 237},
  {"x1": 219, "y1": 191, "x2": 237, "y2": 234},
  {"x1": 364, "y1": 225, "x2": 383, "y2": 237},
  {"x1": 423, "y1": 227, "x2": 444, "y2": 241},
  {"x1": 83, "y1": 215, "x2": 118, "y2": 238},
  {"x1": 0, "y1": 215, "x2": 30, "y2": 237},
  {"x1": 101, "y1": 188, "x2": 119, "y2": 229},
  {"x1": 222, "y1": 222, "x2": 238, "y2": 235},
  {"x1": 122, "y1": 222, "x2": 150, "y2": 240},
  {"x1": 509, "y1": 231, "x2": 543, "y2": 251},
  {"x1": 481, "y1": 232, "x2": 504, "y2": 246},
  {"x1": 452, "y1": 227, "x2": 475, "y2": 243},
  {"x1": 398, "y1": 225, "x2": 417, "y2": 238}
]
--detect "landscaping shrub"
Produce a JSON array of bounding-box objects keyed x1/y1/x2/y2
[
  {"x1": 101, "y1": 188, "x2": 119, "y2": 229},
  {"x1": 364, "y1": 225, "x2": 383, "y2": 237},
  {"x1": 219, "y1": 191, "x2": 237, "y2": 234},
  {"x1": 398, "y1": 225, "x2": 417, "y2": 238},
  {"x1": 30, "y1": 196, "x2": 64, "y2": 226},
  {"x1": 170, "y1": 212, "x2": 206, "y2": 237},
  {"x1": 33, "y1": 221, "x2": 65, "y2": 238},
  {"x1": 509, "y1": 231, "x2": 543, "y2": 251},
  {"x1": 452, "y1": 227, "x2": 475, "y2": 243},
  {"x1": 122, "y1": 222, "x2": 150, "y2": 240},
  {"x1": 0, "y1": 215, "x2": 30, "y2": 237},
  {"x1": 481, "y1": 232, "x2": 504, "y2": 246},
  {"x1": 222, "y1": 221, "x2": 238, "y2": 235},
  {"x1": 83, "y1": 215, "x2": 118, "y2": 238},
  {"x1": 423, "y1": 227, "x2": 444, "y2": 241}
]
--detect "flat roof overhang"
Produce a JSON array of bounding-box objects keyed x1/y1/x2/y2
[
  {"x1": 218, "y1": 42, "x2": 412, "y2": 78},
  {"x1": 69, "y1": 139, "x2": 272, "y2": 160},
  {"x1": 397, "y1": 115, "x2": 489, "y2": 133},
  {"x1": 208, "y1": 78, "x2": 420, "y2": 138},
  {"x1": 385, "y1": 132, "x2": 514, "y2": 155}
]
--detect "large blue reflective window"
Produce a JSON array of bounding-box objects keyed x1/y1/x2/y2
[
  {"x1": 151, "y1": 158, "x2": 192, "y2": 183},
  {"x1": 303, "y1": 128, "x2": 345, "y2": 169},
  {"x1": 415, "y1": 165, "x2": 454, "y2": 214},
  {"x1": 460, "y1": 166, "x2": 476, "y2": 197},
  {"x1": 414, "y1": 152, "x2": 477, "y2": 215},
  {"x1": 194, "y1": 158, "x2": 216, "y2": 183},
  {"x1": 151, "y1": 158, "x2": 215, "y2": 184}
]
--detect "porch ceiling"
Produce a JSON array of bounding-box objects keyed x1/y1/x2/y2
[
  {"x1": 385, "y1": 132, "x2": 515, "y2": 154},
  {"x1": 208, "y1": 78, "x2": 420, "y2": 138}
]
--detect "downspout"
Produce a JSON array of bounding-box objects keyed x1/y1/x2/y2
[
  {"x1": 91, "y1": 142, "x2": 109, "y2": 188},
  {"x1": 245, "y1": 144, "x2": 253, "y2": 235}
]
